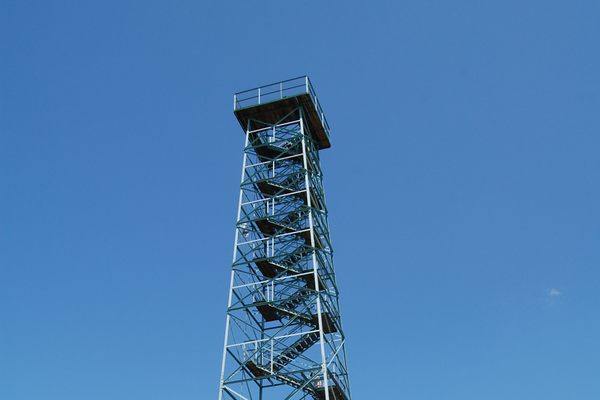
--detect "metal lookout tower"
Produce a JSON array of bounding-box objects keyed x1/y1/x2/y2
[{"x1": 218, "y1": 76, "x2": 352, "y2": 400}]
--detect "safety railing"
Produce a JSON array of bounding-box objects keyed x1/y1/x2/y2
[{"x1": 234, "y1": 76, "x2": 331, "y2": 143}]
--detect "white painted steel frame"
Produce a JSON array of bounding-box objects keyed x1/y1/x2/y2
[{"x1": 218, "y1": 104, "x2": 351, "y2": 400}]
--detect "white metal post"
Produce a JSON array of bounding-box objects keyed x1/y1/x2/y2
[
  {"x1": 299, "y1": 108, "x2": 330, "y2": 400},
  {"x1": 218, "y1": 122, "x2": 251, "y2": 400}
]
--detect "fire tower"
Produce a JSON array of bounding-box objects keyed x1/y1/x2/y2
[{"x1": 218, "y1": 76, "x2": 352, "y2": 400}]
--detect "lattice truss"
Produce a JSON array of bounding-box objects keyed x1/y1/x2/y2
[{"x1": 218, "y1": 107, "x2": 351, "y2": 400}]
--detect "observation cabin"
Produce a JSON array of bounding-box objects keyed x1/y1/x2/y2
[{"x1": 233, "y1": 76, "x2": 332, "y2": 149}]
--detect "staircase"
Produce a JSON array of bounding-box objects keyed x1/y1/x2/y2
[
  {"x1": 242, "y1": 128, "x2": 347, "y2": 400},
  {"x1": 254, "y1": 216, "x2": 323, "y2": 248},
  {"x1": 249, "y1": 132, "x2": 303, "y2": 163},
  {"x1": 272, "y1": 331, "x2": 320, "y2": 371},
  {"x1": 245, "y1": 359, "x2": 348, "y2": 400}
]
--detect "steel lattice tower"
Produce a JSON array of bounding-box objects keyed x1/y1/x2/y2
[{"x1": 218, "y1": 77, "x2": 351, "y2": 400}]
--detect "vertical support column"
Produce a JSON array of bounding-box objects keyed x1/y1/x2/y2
[
  {"x1": 218, "y1": 123, "x2": 251, "y2": 400},
  {"x1": 299, "y1": 108, "x2": 330, "y2": 400}
]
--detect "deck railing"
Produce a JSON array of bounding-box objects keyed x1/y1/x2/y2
[{"x1": 234, "y1": 76, "x2": 330, "y2": 142}]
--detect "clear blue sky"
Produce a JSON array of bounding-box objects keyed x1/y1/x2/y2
[{"x1": 1, "y1": 1, "x2": 599, "y2": 399}]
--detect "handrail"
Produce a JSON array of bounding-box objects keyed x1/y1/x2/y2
[{"x1": 234, "y1": 75, "x2": 307, "y2": 95}]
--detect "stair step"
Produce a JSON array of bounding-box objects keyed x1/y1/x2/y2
[
  {"x1": 254, "y1": 303, "x2": 280, "y2": 321},
  {"x1": 315, "y1": 385, "x2": 347, "y2": 400},
  {"x1": 245, "y1": 362, "x2": 313, "y2": 394},
  {"x1": 249, "y1": 133, "x2": 303, "y2": 162},
  {"x1": 255, "y1": 218, "x2": 323, "y2": 248},
  {"x1": 254, "y1": 302, "x2": 338, "y2": 334},
  {"x1": 273, "y1": 332, "x2": 320, "y2": 370},
  {"x1": 254, "y1": 258, "x2": 328, "y2": 292}
]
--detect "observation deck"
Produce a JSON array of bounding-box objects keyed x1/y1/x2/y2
[{"x1": 233, "y1": 76, "x2": 331, "y2": 149}]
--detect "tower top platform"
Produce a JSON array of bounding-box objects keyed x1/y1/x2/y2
[{"x1": 233, "y1": 76, "x2": 331, "y2": 149}]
